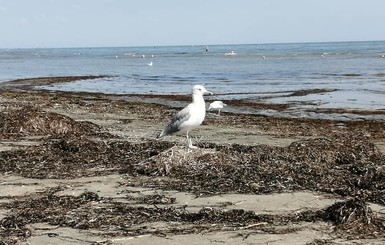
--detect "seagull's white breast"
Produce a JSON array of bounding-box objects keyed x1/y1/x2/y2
[{"x1": 179, "y1": 101, "x2": 206, "y2": 131}]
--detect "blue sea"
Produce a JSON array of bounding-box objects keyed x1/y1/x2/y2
[{"x1": 1, "y1": 41, "x2": 385, "y2": 114}]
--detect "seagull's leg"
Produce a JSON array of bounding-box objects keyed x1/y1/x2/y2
[
  {"x1": 186, "y1": 132, "x2": 192, "y2": 150},
  {"x1": 187, "y1": 131, "x2": 197, "y2": 149},
  {"x1": 185, "y1": 132, "x2": 190, "y2": 149},
  {"x1": 218, "y1": 109, "x2": 221, "y2": 116}
]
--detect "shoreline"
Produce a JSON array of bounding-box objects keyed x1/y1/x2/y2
[
  {"x1": 2, "y1": 75, "x2": 385, "y2": 121},
  {"x1": 1, "y1": 76, "x2": 385, "y2": 244}
]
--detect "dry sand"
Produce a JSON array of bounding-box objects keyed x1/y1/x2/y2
[{"x1": 1, "y1": 76, "x2": 385, "y2": 244}]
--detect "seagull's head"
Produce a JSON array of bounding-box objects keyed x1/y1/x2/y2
[{"x1": 192, "y1": 85, "x2": 213, "y2": 96}]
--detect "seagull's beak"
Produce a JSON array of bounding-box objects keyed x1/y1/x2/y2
[{"x1": 205, "y1": 90, "x2": 213, "y2": 96}]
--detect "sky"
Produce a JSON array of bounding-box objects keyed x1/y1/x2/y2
[{"x1": 1, "y1": 0, "x2": 385, "y2": 49}]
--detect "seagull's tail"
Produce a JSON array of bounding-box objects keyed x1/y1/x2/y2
[
  {"x1": 156, "y1": 131, "x2": 164, "y2": 139},
  {"x1": 157, "y1": 130, "x2": 165, "y2": 139},
  {"x1": 157, "y1": 126, "x2": 170, "y2": 138},
  {"x1": 157, "y1": 123, "x2": 179, "y2": 139}
]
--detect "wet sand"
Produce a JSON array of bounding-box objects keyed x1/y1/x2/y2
[{"x1": 1, "y1": 76, "x2": 385, "y2": 244}]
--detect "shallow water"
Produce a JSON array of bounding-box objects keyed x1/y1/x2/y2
[{"x1": 1, "y1": 41, "x2": 385, "y2": 111}]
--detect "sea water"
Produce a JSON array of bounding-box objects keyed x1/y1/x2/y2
[{"x1": 1, "y1": 41, "x2": 385, "y2": 111}]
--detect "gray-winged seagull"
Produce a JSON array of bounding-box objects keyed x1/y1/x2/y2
[{"x1": 157, "y1": 85, "x2": 213, "y2": 149}]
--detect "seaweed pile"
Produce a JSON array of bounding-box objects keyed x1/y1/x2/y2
[
  {"x1": 128, "y1": 137, "x2": 385, "y2": 204},
  {"x1": 324, "y1": 197, "x2": 385, "y2": 239},
  {"x1": 1, "y1": 103, "x2": 385, "y2": 244},
  {"x1": 1, "y1": 191, "x2": 384, "y2": 243},
  {"x1": 0, "y1": 106, "x2": 102, "y2": 138},
  {"x1": 0, "y1": 136, "x2": 172, "y2": 179}
]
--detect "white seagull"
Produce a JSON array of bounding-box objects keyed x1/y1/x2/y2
[
  {"x1": 208, "y1": 101, "x2": 227, "y2": 116},
  {"x1": 157, "y1": 85, "x2": 213, "y2": 149}
]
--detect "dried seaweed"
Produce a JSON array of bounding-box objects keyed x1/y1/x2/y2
[
  {"x1": 2, "y1": 190, "x2": 385, "y2": 244},
  {"x1": 124, "y1": 194, "x2": 176, "y2": 205},
  {"x1": 1, "y1": 89, "x2": 385, "y2": 244},
  {"x1": 1, "y1": 114, "x2": 385, "y2": 243},
  {"x1": 0, "y1": 136, "x2": 173, "y2": 178},
  {"x1": 0, "y1": 106, "x2": 103, "y2": 139},
  {"x1": 322, "y1": 198, "x2": 385, "y2": 239},
  {"x1": 123, "y1": 137, "x2": 385, "y2": 205}
]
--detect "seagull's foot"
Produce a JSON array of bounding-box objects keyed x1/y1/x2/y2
[
  {"x1": 186, "y1": 144, "x2": 198, "y2": 152},
  {"x1": 187, "y1": 136, "x2": 198, "y2": 150}
]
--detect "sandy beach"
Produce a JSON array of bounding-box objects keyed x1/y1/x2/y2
[{"x1": 1, "y1": 76, "x2": 385, "y2": 244}]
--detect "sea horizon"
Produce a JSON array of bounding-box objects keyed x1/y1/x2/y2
[{"x1": 1, "y1": 39, "x2": 385, "y2": 51}]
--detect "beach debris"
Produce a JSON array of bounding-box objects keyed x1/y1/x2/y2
[
  {"x1": 322, "y1": 198, "x2": 385, "y2": 238},
  {"x1": 1, "y1": 89, "x2": 385, "y2": 243},
  {"x1": 0, "y1": 106, "x2": 102, "y2": 138}
]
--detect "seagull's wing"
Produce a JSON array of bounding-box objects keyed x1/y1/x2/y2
[{"x1": 157, "y1": 105, "x2": 191, "y2": 138}]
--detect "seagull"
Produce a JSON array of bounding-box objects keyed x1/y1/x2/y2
[
  {"x1": 208, "y1": 101, "x2": 227, "y2": 116},
  {"x1": 147, "y1": 61, "x2": 153, "y2": 66},
  {"x1": 157, "y1": 85, "x2": 213, "y2": 149}
]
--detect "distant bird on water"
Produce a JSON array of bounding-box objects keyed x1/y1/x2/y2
[
  {"x1": 208, "y1": 101, "x2": 227, "y2": 116},
  {"x1": 157, "y1": 85, "x2": 213, "y2": 149}
]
